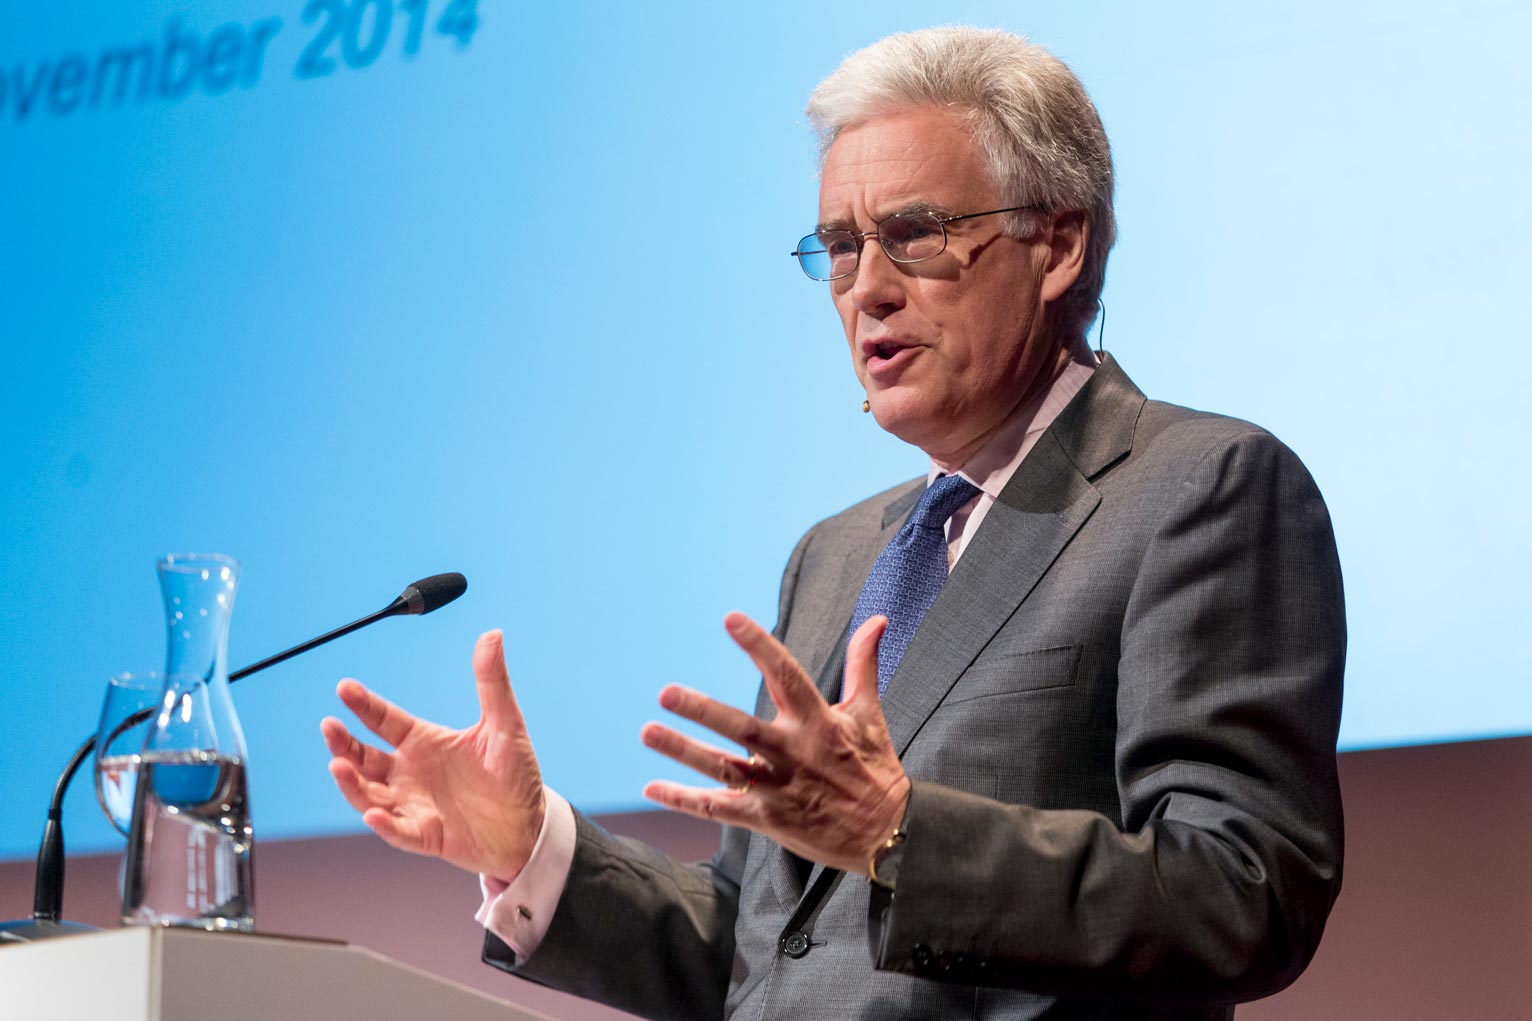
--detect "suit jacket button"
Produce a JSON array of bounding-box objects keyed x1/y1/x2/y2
[
  {"x1": 781, "y1": 931, "x2": 811, "y2": 958},
  {"x1": 911, "y1": 943, "x2": 933, "y2": 968}
]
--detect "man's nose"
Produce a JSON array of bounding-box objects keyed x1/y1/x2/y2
[{"x1": 847, "y1": 240, "x2": 906, "y2": 316}]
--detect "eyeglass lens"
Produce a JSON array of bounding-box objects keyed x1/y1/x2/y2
[{"x1": 795, "y1": 211, "x2": 948, "y2": 280}]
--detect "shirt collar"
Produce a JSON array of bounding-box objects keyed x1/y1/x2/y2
[{"x1": 927, "y1": 353, "x2": 1098, "y2": 499}]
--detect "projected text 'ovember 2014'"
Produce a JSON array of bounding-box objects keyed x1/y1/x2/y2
[{"x1": 0, "y1": 0, "x2": 480, "y2": 123}]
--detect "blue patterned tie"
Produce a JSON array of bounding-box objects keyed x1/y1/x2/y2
[{"x1": 848, "y1": 474, "x2": 982, "y2": 696}]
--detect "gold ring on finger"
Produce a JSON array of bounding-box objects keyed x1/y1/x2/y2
[{"x1": 733, "y1": 754, "x2": 761, "y2": 794}]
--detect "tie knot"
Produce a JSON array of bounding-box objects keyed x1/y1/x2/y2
[{"x1": 911, "y1": 474, "x2": 981, "y2": 530}]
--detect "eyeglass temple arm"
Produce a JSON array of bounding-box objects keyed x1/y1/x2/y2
[{"x1": 938, "y1": 204, "x2": 1041, "y2": 225}]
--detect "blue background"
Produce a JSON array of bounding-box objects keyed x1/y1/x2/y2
[{"x1": 2, "y1": 0, "x2": 1528, "y2": 860}]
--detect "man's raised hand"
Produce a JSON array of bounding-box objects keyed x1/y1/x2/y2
[
  {"x1": 320, "y1": 628, "x2": 546, "y2": 882},
  {"x1": 640, "y1": 612, "x2": 910, "y2": 875}
]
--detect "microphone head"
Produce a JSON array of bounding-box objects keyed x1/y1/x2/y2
[{"x1": 397, "y1": 573, "x2": 467, "y2": 615}]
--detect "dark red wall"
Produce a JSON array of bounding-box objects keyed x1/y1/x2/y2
[{"x1": 5, "y1": 736, "x2": 1529, "y2": 1019}]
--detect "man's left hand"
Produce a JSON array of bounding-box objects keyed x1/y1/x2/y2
[{"x1": 641, "y1": 612, "x2": 909, "y2": 875}]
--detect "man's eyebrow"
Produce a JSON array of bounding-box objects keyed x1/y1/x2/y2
[
  {"x1": 814, "y1": 201, "x2": 952, "y2": 234},
  {"x1": 890, "y1": 200, "x2": 952, "y2": 219}
]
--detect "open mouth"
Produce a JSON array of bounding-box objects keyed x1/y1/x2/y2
[{"x1": 864, "y1": 339, "x2": 920, "y2": 380}]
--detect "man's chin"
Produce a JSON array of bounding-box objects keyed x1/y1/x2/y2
[{"x1": 866, "y1": 395, "x2": 945, "y2": 452}]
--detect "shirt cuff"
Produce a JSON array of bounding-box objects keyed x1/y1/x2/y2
[{"x1": 473, "y1": 787, "x2": 576, "y2": 962}]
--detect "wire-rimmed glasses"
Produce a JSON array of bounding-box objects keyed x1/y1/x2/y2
[{"x1": 790, "y1": 204, "x2": 1041, "y2": 281}]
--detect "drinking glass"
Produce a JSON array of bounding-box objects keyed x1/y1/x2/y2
[{"x1": 93, "y1": 672, "x2": 164, "y2": 837}]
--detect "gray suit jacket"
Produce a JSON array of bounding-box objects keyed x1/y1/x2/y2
[{"x1": 485, "y1": 356, "x2": 1346, "y2": 1020}]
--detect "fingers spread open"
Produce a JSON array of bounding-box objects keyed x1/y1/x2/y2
[
  {"x1": 641, "y1": 721, "x2": 763, "y2": 789},
  {"x1": 361, "y1": 807, "x2": 424, "y2": 854},
  {"x1": 723, "y1": 612, "x2": 823, "y2": 719},
  {"x1": 336, "y1": 678, "x2": 415, "y2": 748},
  {"x1": 472, "y1": 629, "x2": 527, "y2": 730},
  {"x1": 328, "y1": 757, "x2": 388, "y2": 816},
  {"x1": 656, "y1": 684, "x2": 784, "y2": 756},
  {"x1": 643, "y1": 779, "x2": 754, "y2": 827},
  {"x1": 320, "y1": 717, "x2": 350, "y2": 757},
  {"x1": 321, "y1": 717, "x2": 394, "y2": 782}
]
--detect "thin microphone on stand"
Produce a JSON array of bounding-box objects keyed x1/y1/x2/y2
[
  {"x1": 230, "y1": 572, "x2": 467, "y2": 681},
  {"x1": 0, "y1": 572, "x2": 467, "y2": 945}
]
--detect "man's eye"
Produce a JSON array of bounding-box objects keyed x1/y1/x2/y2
[{"x1": 824, "y1": 235, "x2": 859, "y2": 257}]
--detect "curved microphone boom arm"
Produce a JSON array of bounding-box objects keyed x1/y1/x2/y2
[{"x1": 0, "y1": 572, "x2": 467, "y2": 944}]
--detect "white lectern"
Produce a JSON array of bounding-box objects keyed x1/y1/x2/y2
[{"x1": 0, "y1": 927, "x2": 555, "y2": 1020}]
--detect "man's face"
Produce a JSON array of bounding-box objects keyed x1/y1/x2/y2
[{"x1": 819, "y1": 105, "x2": 1074, "y2": 467}]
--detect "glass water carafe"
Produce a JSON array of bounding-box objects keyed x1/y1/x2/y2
[{"x1": 122, "y1": 553, "x2": 255, "y2": 930}]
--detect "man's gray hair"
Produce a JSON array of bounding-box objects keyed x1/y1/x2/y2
[{"x1": 806, "y1": 26, "x2": 1115, "y2": 341}]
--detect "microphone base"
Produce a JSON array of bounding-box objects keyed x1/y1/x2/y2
[{"x1": 0, "y1": 917, "x2": 99, "y2": 944}]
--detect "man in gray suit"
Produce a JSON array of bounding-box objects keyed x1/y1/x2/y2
[{"x1": 322, "y1": 27, "x2": 1344, "y2": 1020}]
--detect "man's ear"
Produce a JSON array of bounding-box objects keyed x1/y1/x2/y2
[{"x1": 1039, "y1": 209, "x2": 1089, "y2": 304}]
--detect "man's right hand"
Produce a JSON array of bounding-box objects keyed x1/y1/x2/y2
[{"x1": 320, "y1": 628, "x2": 546, "y2": 882}]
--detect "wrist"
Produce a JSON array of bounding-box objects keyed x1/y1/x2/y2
[
  {"x1": 490, "y1": 785, "x2": 548, "y2": 882},
  {"x1": 864, "y1": 776, "x2": 912, "y2": 882}
]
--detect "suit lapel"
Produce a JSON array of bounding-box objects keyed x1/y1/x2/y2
[
  {"x1": 787, "y1": 443, "x2": 1102, "y2": 894},
  {"x1": 879, "y1": 355, "x2": 1144, "y2": 757},
  {"x1": 879, "y1": 435, "x2": 1100, "y2": 755},
  {"x1": 754, "y1": 483, "x2": 921, "y2": 914},
  {"x1": 811, "y1": 483, "x2": 922, "y2": 702},
  {"x1": 754, "y1": 481, "x2": 922, "y2": 721},
  {"x1": 768, "y1": 356, "x2": 1145, "y2": 915}
]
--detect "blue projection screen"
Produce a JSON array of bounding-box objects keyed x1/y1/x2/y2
[{"x1": 2, "y1": 0, "x2": 1528, "y2": 860}]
